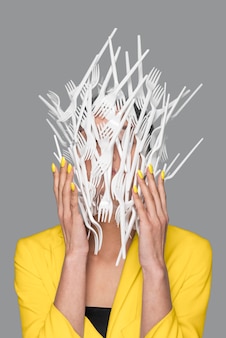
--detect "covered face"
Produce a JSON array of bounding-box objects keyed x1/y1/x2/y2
[{"x1": 39, "y1": 29, "x2": 203, "y2": 259}]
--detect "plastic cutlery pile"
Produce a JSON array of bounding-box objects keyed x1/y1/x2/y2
[{"x1": 39, "y1": 28, "x2": 204, "y2": 264}]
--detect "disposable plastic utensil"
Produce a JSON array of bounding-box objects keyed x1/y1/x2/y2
[
  {"x1": 135, "y1": 35, "x2": 146, "y2": 109},
  {"x1": 165, "y1": 138, "x2": 204, "y2": 180}
]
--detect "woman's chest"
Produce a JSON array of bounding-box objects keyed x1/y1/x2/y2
[{"x1": 85, "y1": 259, "x2": 124, "y2": 307}]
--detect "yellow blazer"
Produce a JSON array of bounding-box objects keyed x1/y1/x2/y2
[{"x1": 14, "y1": 224, "x2": 212, "y2": 338}]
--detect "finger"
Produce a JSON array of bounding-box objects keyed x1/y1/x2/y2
[
  {"x1": 61, "y1": 163, "x2": 77, "y2": 244},
  {"x1": 58, "y1": 157, "x2": 68, "y2": 220},
  {"x1": 62, "y1": 163, "x2": 74, "y2": 223},
  {"x1": 52, "y1": 162, "x2": 59, "y2": 203},
  {"x1": 70, "y1": 182, "x2": 82, "y2": 220},
  {"x1": 158, "y1": 170, "x2": 169, "y2": 222},
  {"x1": 132, "y1": 185, "x2": 151, "y2": 226},
  {"x1": 136, "y1": 168, "x2": 159, "y2": 219},
  {"x1": 145, "y1": 165, "x2": 163, "y2": 216}
]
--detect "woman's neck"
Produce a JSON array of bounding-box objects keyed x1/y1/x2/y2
[{"x1": 88, "y1": 218, "x2": 134, "y2": 261}]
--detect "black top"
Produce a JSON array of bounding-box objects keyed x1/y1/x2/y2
[{"x1": 85, "y1": 306, "x2": 111, "y2": 337}]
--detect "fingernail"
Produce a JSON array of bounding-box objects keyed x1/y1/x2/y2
[
  {"x1": 67, "y1": 163, "x2": 72, "y2": 174},
  {"x1": 137, "y1": 170, "x2": 144, "y2": 179},
  {"x1": 51, "y1": 163, "x2": 56, "y2": 173},
  {"x1": 148, "y1": 164, "x2": 154, "y2": 174},
  {"x1": 133, "y1": 185, "x2": 138, "y2": 193},
  {"x1": 60, "y1": 157, "x2": 66, "y2": 168},
  {"x1": 161, "y1": 170, "x2": 165, "y2": 180},
  {"x1": 71, "y1": 182, "x2": 76, "y2": 192}
]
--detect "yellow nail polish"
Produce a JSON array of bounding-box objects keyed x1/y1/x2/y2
[
  {"x1": 71, "y1": 182, "x2": 76, "y2": 192},
  {"x1": 161, "y1": 170, "x2": 165, "y2": 180},
  {"x1": 60, "y1": 157, "x2": 66, "y2": 168},
  {"x1": 51, "y1": 163, "x2": 56, "y2": 173},
  {"x1": 148, "y1": 164, "x2": 154, "y2": 174},
  {"x1": 137, "y1": 170, "x2": 144, "y2": 179},
  {"x1": 67, "y1": 163, "x2": 72, "y2": 174},
  {"x1": 133, "y1": 185, "x2": 138, "y2": 193}
]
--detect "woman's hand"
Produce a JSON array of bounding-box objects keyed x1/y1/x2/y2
[
  {"x1": 133, "y1": 165, "x2": 172, "y2": 337},
  {"x1": 132, "y1": 165, "x2": 169, "y2": 273},
  {"x1": 52, "y1": 157, "x2": 89, "y2": 256},
  {"x1": 52, "y1": 158, "x2": 88, "y2": 336}
]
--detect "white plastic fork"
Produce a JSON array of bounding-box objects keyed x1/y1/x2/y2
[
  {"x1": 65, "y1": 63, "x2": 100, "y2": 99},
  {"x1": 147, "y1": 94, "x2": 170, "y2": 167},
  {"x1": 125, "y1": 115, "x2": 154, "y2": 200},
  {"x1": 159, "y1": 136, "x2": 168, "y2": 162},
  {"x1": 71, "y1": 147, "x2": 103, "y2": 252},
  {"x1": 65, "y1": 80, "x2": 77, "y2": 100},
  {"x1": 46, "y1": 118, "x2": 68, "y2": 147},
  {"x1": 92, "y1": 47, "x2": 121, "y2": 112},
  {"x1": 115, "y1": 205, "x2": 136, "y2": 266},
  {"x1": 62, "y1": 28, "x2": 118, "y2": 120},
  {"x1": 124, "y1": 84, "x2": 163, "y2": 182},
  {"x1": 95, "y1": 76, "x2": 148, "y2": 154},
  {"x1": 147, "y1": 85, "x2": 188, "y2": 168},
  {"x1": 108, "y1": 37, "x2": 125, "y2": 110},
  {"x1": 125, "y1": 51, "x2": 133, "y2": 97},
  {"x1": 151, "y1": 83, "x2": 165, "y2": 111},
  {"x1": 91, "y1": 98, "x2": 135, "y2": 188},
  {"x1": 94, "y1": 49, "x2": 149, "y2": 118},
  {"x1": 134, "y1": 35, "x2": 146, "y2": 110},
  {"x1": 60, "y1": 56, "x2": 100, "y2": 122},
  {"x1": 98, "y1": 165, "x2": 114, "y2": 223},
  {"x1": 90, "y1": 129, "x2": 116, "y2": 188},
  {"x1": 134, "y1": 69, "x2": 162, "y2": 136},
  {"x1": 153, "y1": 85, "x2": 188, "y2": 124},
  {"x1": 47, "y1": 90, "x2": 61, "y2": 108},
  {"x1": 78, "y1": 199, "x2": 100, "y2": 255},
  {"x1": 125, "y1": 86, "x2": 161, "y2": 197},
  {"x1": 39, "y1": 94, "x2": 59, "y2": 118},
  {"x1": 62, "y1": 149, "x2": 73, "y2": 164},
  {"x1": 170, "y1": 83, "x2": 203, "y2": 119},
  {"x1": 90, "y1": 140, "x2": 113, "y2": 187},
  {"x1": 76, "y1": 128, "x2": 97, "y2": 162},
  {"x1": 97, "y1": 134, "x2": 114, "y2": 222},
  {"x1": 82, "y1": 85, "x2": 99, "y2": 160},
  {"x1": 153, "y1": 88, "x2": 190, "y2": 123},
  {"x1": 165, "y1": 138, "x2": 204, "y2": 180},
  {"x1": 111, "y1": 119, "x2": 133, "y2": 199},
  {"x1": 80, "y1": 63, "x2": 100, "y2": 100},
  {"x1": 112, "y1": 174, "x2": 127, "y2": 259},
  {"x1": 52, "y1": 134, "x2": 63, "y2": 163},
  {"x1": 76, "y1": 131, "x2": 88, "y2": 157},
  {"x1": 141, "y1": 132, "x2": 152, "y2": 156}
]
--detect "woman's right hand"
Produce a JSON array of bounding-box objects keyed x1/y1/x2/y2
[{"x1": 52, "y1": 157, "x2": 89, "y2": 256}]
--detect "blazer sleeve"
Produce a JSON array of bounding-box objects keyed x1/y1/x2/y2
[
  {"x1": 144, "y1": 238, "x2": 212, "y2": 338},
  {"x1": 14, "y1": 238, "x2": 81, "y2": 338}
]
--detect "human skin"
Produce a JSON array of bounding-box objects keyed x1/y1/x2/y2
[
  {"x1": 133, "y1": 168, "x2": 172, "y2": 337},
  {"x1": 52, "y1": 128, "x2": 171, "y2": 337},
  {"x1": 53, "y1": 159, "x2": 89, "y2": 337}
]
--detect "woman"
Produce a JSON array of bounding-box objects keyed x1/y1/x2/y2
[{"x1": 14, "y1": 32, "x2": 212, "y2": 338}]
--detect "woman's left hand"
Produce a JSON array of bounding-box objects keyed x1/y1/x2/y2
[{"x1": 132, "y1": 165, "x2": 169, "y2": 273}]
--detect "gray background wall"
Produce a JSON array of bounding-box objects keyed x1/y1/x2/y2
[{"x1": 0, "y1": 1, "x2": 224, "y2": 336}]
